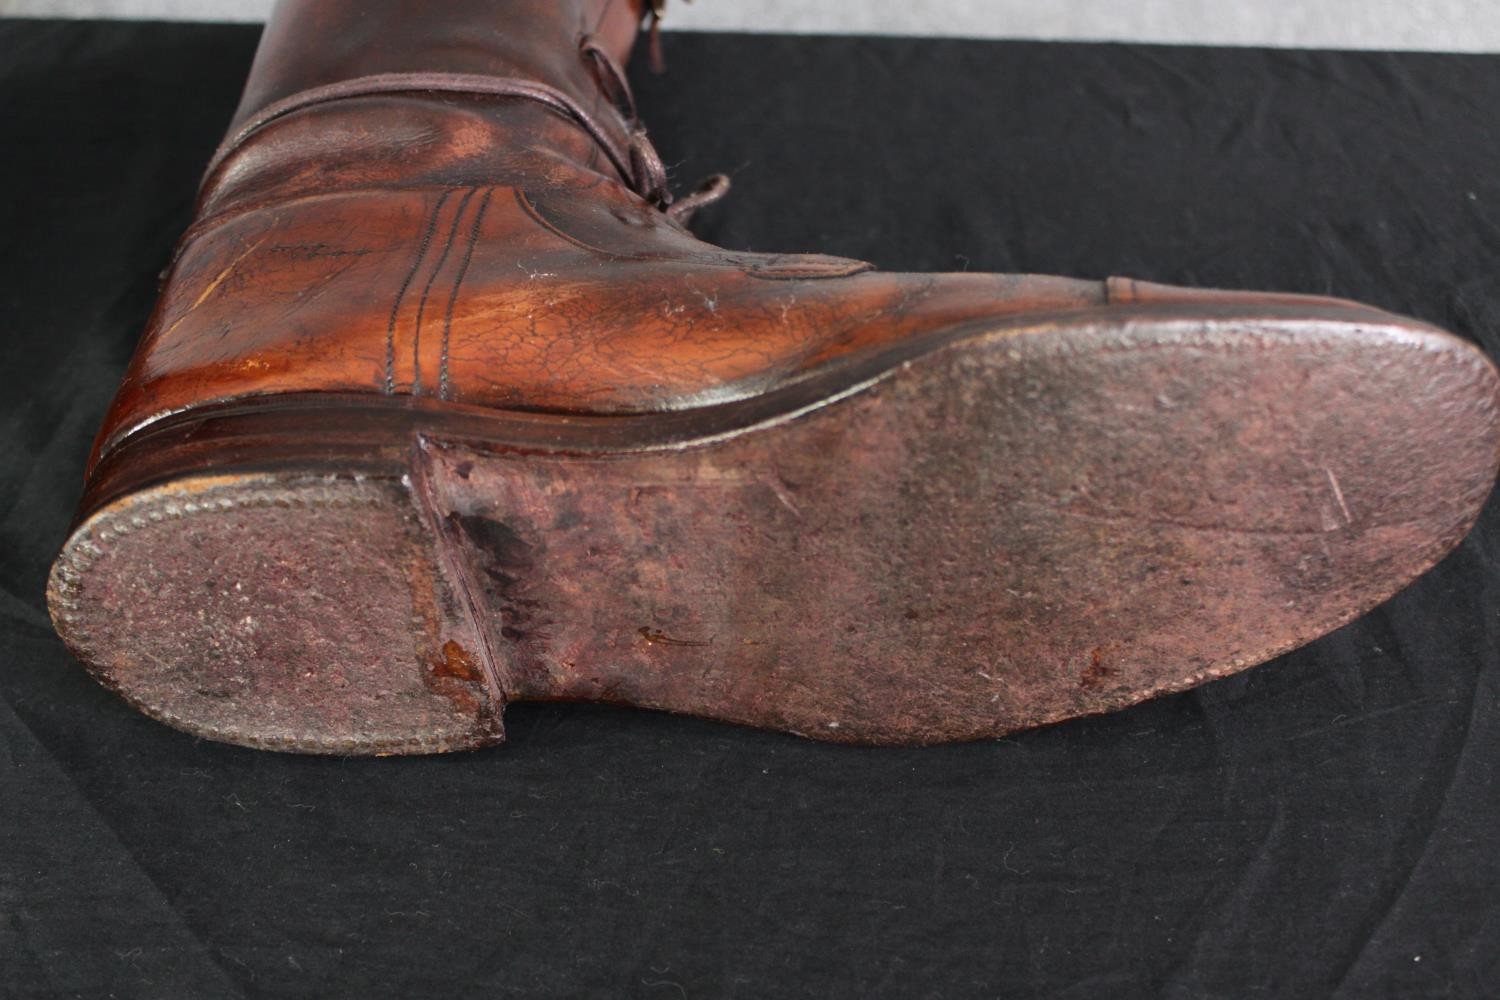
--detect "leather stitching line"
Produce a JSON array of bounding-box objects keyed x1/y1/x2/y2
[
  {"x1": 441, "y1": 187, "x2": 495, "y2": 401},
  {"x1": 411, "y1": 187, "x2": 479, "y2": 396},
  {"x1": 385, "y1": 190, "x2": 453, "y2": 394}
]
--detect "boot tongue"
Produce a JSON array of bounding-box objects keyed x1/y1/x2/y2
[{"x1": 227, "y1": 0, "x2": 647, "y2": 142}]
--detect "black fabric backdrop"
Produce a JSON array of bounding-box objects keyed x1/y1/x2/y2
[{"x1": 2, "y1": 18, "x2": 1498, "y2": 999}]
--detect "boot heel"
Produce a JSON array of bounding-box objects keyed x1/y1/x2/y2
[{"x1": 48, "y1": 473, "x2": 505, "y2": 754}]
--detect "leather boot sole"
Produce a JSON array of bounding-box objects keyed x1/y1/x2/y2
[{"x1": 48, "y1": 303, "x2": 1500, "y2": 753}]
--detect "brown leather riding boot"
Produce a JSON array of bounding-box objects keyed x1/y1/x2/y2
[{"x1": 48, "y1": 0, "x2": 1500, "y2": 754}]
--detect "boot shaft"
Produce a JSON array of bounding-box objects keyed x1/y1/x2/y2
[
  {"x1": 203, "y1": 0, "x2": 653, "y2": 218},
  {"x1": 234, "y1": 0, "x2": 648, "y2": 130}
]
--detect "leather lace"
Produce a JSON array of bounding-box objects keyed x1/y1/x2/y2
[{"x1": 579, "y1": 30, "x2": 730, "y2": 223}]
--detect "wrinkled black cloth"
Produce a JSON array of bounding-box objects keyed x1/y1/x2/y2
[{"x1": 2, "y1": 19, "x2": 1497, "y2": 1000}]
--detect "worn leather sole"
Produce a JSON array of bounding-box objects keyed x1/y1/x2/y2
[{"x1": 48, "y1": 304, "x2": 1500, "y2": 753}]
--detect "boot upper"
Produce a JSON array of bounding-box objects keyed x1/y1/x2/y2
[{"x1": 90, "y1": 0, "x2": 1401, "y2": 468}]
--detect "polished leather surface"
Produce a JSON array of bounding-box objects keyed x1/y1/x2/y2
[{"x1": 90, "y1": 0, "x2": 1416, "y2": 470}]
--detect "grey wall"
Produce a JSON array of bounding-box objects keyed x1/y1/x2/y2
[{"x1": 1, "y1": 0, "x2": 1496, "y2": 53}]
